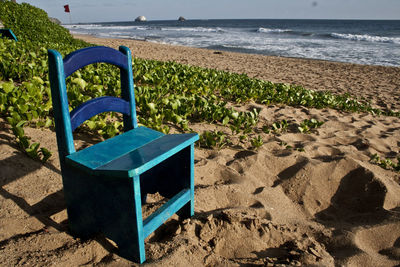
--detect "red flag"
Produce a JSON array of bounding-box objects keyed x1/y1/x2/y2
[{"x1": 64, "y1": 5, "x2": 70, "y2": 13}]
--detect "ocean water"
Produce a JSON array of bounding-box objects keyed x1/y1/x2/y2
[{"x1": 65, "y1": 19, "x2": 400, "y2": 67}]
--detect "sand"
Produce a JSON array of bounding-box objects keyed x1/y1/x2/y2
[{"x1": 1, "y1": 35, "x2": 400, "y2": 266}]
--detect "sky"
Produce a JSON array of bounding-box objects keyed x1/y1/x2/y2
[{"x1": 20, "y1": 0, "x2": 400, "y2": 23}]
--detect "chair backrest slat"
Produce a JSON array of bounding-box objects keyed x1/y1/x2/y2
[
  {"x1": 70, "y1": 96, "x2": 131, "y2": 131},
  {"x1": 63, "y1": 46, "x2": 129, "y2": 78}
]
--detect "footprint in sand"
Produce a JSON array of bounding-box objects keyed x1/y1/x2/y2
[
  {"x1": 355, "y1": 123, "x2": 373, "y2": 135},
  {"x1": 252, "y1": 187, "x2": 264, "y2": 195},
  {"x1": 249, "y1": 201, "x2": 271, "y2": 220},
  {"x1": 219, "y1": 168, "x2": 243, "y2": 185},
  {"x1": 194, "y1": 157, "x2": 208, "y2": 167},
  {"x1": 316, "y1": 166, "x2": 387, "y2": 223},
  {"x1": 379, "y1": 237, "x2": 400, "y2": 260},
  {"x1": 350, "y1": 138, "x2": 370, "y2": 151},
  {"x1": 250, "y1": 201, "x2": 264, "y2": 209},
  {"x1": 206, "y1": 151, "x2": 219, "y2": 159},
  {"x1": 354, "y1": 223, "x2": 400, "y2": 264},
  {"x1": 273, "y1": 157, "x2": 309, "y2": 187},
  {"x1": 225, "y1": 150, "x2": 258, "y2": 174}
]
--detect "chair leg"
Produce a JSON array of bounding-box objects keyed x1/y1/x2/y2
[
  {"x1": 62, "y1": 167, "x2": 102, "y2": 238},
  {"x1": 118, "y1": 175, "x2": 146, "y2": 263},
  {"x1": 177, "y1": 144, "x2": 195, "y2": 219},
  {"x1": 132, "y1": 175, "x2": 146, "y2": 263},
  {"x1": 64, "y1": 169, "x2": 146, "y2": 263}
]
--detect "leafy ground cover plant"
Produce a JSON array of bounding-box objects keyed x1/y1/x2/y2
[
  {"x1": 298, "y1": 118, "x2": 324, "y2": 133},
  {"x1": 6, "y1": 117, "x2": 52, "y2": 162},
  {"x1": 250, "y1": 135, "x2": 264, "y2": 149},
  {"x1": 278, "y1": 141, "x2": 305, "y2": 152},
  {"x1": 370, "y1": 154, "x2": 400, "y2": 172},
  {"x1": 198, "y1": 130, "x2": 228, "y2": 149},
  {"x1": 262, "y1": 120, "x2": 290, "y2": 135}
]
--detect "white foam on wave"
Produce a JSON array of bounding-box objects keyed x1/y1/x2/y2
[
  {"x1": 68, "y1": 30, "x2": 89, "y2": 35},
  {"x1": 63, "y1": 24, "x2": 104, "y2": 30},
  {"x1": 331, "y1": 33, "x2": 400, "y2": 44},
  {"x1": 63, "y1": 24, "x2": 97, "y2": 28},
  {"x1": 97, "y1": 32, "x2": 115, "y2": 38},
  {"x1": 221, "y1": 43, "x2": 267, "y2": 51},
  {"x1": 161, "y1": 27, "x2": 224, "y2": 33},
  {"x1": 102, "y1": 25, "x2": 148, "y2": 31},
  {"x1": 64, "y1": 24, "x2": 148, "y2": 31},
  {"x1": 257, "y1": 27, "x2": 291, "y2": 33}
]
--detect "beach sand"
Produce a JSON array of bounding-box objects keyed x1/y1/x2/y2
[{"x1": 1, "y1": 35, "x2": 400, "y2": 266}]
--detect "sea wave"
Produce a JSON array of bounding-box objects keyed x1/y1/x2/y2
[
  {"x1": 102, "y1": 25, "x2": 149, "y2": 31},
  {"x1": 257, "y1": 27, "x2": 292, "y2": 33},
  {"x1": 62, "y1": 19, "x2": 400, "y2": 67},
  {"x1": 160, "y1": 27, "x2": 225, "y2": 33},
  {"x1": 64, "y1": 24, "x2": 99, "y2": 28},
  {"x1": 64, "y1": 24, "x2": 149, "y2": 31},
  {"x1": 331, "y1": 33, "x2": 400, "y2": 44}
]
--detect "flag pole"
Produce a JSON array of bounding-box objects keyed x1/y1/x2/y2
[{"x1": 64, "y1": 4, "x2": 72, "y2": 24}]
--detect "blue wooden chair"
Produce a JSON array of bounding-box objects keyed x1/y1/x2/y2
[
  {"x1": 48, "y1": 46, "x2": 198, "y2": 263},
  {"x1": 0, "y1": 29, "x2": 18, "y2": 41}
]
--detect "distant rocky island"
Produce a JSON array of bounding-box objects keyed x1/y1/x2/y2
[
  {"x1": 135, "y1": 16, "x2": 146, "y2": 22},
  {"x1": 178, "y1": 16, "x2": 186, "y2": 21}
]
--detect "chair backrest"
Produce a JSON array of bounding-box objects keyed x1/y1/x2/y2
[{"x1": 48, "y1": 46, "x2": 138, "y2": 160}]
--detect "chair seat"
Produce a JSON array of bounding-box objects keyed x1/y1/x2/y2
[{"x1": 66, "y1": 126, "x2": 198, "y2": 178}]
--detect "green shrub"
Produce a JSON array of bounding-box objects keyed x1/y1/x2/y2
[{"x1": 0, "y1": 1, "x2": 86, "y2": 46}]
